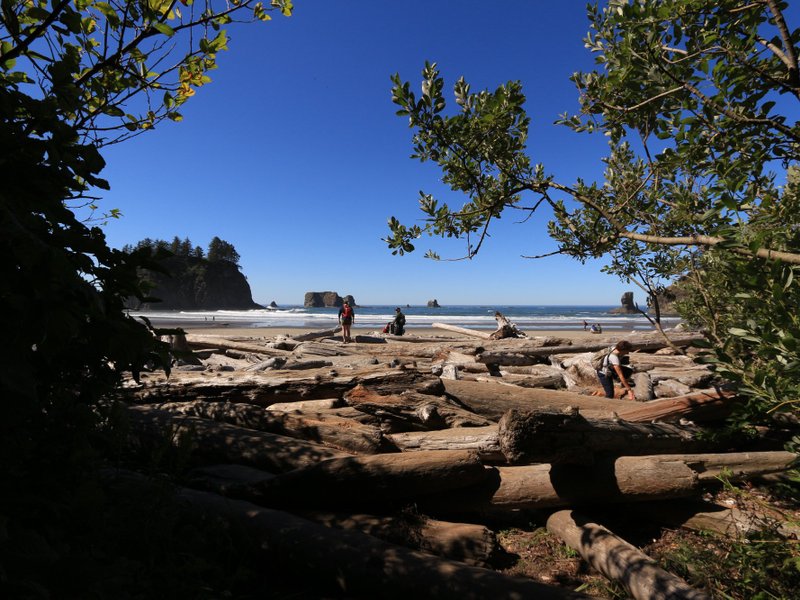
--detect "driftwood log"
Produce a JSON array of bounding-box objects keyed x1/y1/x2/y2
[
  {"x1": 385, "y1": 425, "x2": 502, "y2": 461},
  {"x1": 442, "y1": 378, "x2": 632, "y2": 421},
  {"x1": 126, "y1": 365, "x2": 442, "y2": 406},
  {"x1": 154, "y1": 400, "x2": 385, "y2": 454},
  {"x1": 297, "y1": 511, "x2": 502, "y2": 567},
  {"x1": 546, "y1": 510, "x2": 710, "y2": 600},
  {"x1": 422, "y1": 452, "x2": 797, "y2": 514},
  {"x1": 431, "y1": 322, "x2": 492, "y2": 339},
  {"x1": 497, "y1": 408, "x2": 715, "y2": 465},
  {"x1": 126, "y1": 405, "x2": 349, "y2": 472},
  {"x1": 615, "y1": 389, "x2": 736, "y2": 423},
  {"x1": 246, "y1": 450, "x2": 491, "y2": 509}
]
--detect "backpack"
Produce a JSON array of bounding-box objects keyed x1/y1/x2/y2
[
  {"x1": 590, "y1": 347, "x2": 614, "y2": 375},
  {"x1": 341, "y1": 305, "x2": 352, "y2": 319}
]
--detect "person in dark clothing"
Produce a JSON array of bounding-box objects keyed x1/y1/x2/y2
[
  {"x1": 389, "y1": 307, "x2": 406, "y2": 335},
  {"x1": 596, "y1": 340, "x2": 635, "y2": 399}
]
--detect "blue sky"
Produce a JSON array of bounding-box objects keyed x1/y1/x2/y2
[{"x1": 95, "y1": 1, "x2": 639, "y2": 306}]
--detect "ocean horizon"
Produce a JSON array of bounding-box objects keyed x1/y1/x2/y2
[{"x1": 128, "y1": 304, "x2": 680, "y2": 332}]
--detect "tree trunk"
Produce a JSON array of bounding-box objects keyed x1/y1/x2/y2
[
  {"x1": 424, "y1": 452, "x2": 796, "y2": 514},
  {"x1": 477, "y1": 333, "x2": 705, "y2": 366},
  {"x1": 297, "y1": 511, "x2": 502, "y2": 567},
  {"x1": 432, "y1": 322, "x2": 493, "y2": 339},
  {"x1": 385, "y1": 425, "x2": 502, "y2": 461},
  {"x1": 155, "y1": 400, "x2": 385, "y2": 455},
  {"x1": 291, "y1": 326, "x2": 342, "y2": 341},
  {"x1": 441, "y1": 378, "x2": 633, "y2": 422},
  {"x1": 497, "y1": 408, "x2": 714, "y2": 465},
  {"x1": 126, "y1": 405, "x2": 348, "y2": 472},
  {"x1": 615, "y1": 389, "x2": 736, "y2": 423},
  {"x1": 344, "y1": 385, "x2": 494, "y2": 430},
  {"x1": 126, "y1": 365, "x2": 442, "y2": 407},
  {"x1": 245, "y1": 450, "x2": 492, "y2": 510},
  {"x1": 546, "y1": 510, "x2": 710, "y2": 600}
]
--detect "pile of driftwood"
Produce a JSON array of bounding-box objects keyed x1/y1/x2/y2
[{"x1": 119, "y1": 326, "x2": 798, "y2": 599}]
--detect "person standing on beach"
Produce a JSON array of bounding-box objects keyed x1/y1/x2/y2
[
  {"x1": 595, "y1": 340, "x2": 635, "y2": 400},
  {"x1": 338, "y1": 301, "x2": 354, "y2": 343},
  {"x1": 390, "y1": 307, "x2": 406, "y2": 335}
]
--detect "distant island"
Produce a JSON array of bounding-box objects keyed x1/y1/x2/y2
[{"x1": 123, "y1": 236, "x2": 261, "y2": 310}]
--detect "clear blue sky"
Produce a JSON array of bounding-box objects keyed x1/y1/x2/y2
[{"x1": 95, "y1": 1, "x2": 638, "y2": 306}]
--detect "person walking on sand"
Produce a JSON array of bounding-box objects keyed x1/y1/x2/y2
[
  {"x1": 338, "y1": 301, "x2": 354, "y2": 343},
  {"x1": 595, "y1": 340, "x2": 635, "y2": 400}
]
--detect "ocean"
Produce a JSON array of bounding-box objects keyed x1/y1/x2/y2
[{"x1": 128, "y1": 305, "x2": 680, "y2": 332}]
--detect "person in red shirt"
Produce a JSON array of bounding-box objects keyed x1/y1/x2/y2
[{"x1": 338, "y1": 301, "x2": 354, "y2": 343}]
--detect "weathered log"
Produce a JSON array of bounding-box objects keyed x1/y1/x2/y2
[
  {"x1": 432, "y1": 322, "x2": 492, "y2": 339},
  {"x1": 267, "y1": 398, "x2": 342, "y2": 411},
  {"x1": 385, "y1": 426, "x2": 502, "y2": 461},
  {"x1": 477, "y1": 333, "x2": 705, "y2": 366},
  {"x1": 125, "y1": 365, "x2": 442, "y2": 406},
  {"x1": 126, "y1": 405, "x2": 348, "y2": 472},
  {"x1": 546, "y1": 510, "x2": 710, "y2": 600},
  {"x1": 352, "y1": 334, "x2": 387, "y2": 344},
  {"x1": 297, "y1": 511, "x2": 502, "y2": 567},
  {"x1": 627, "y1": 498, "x2": 800, "y2": 539},
  {"x1": 344, "y1": 385, "x2": 493, "y2": 431},
  {"x1": 615, "y1": 389, "x2": 736, "y2": 423},
  {"x1": 423, "y1": 452, "x2": 796, "y2": 514},
  {"x1": 187, "y1": 464, "x2": 277, "y2": 494},
  {"x1": 290, "y1": 326, "x2": 342, "y2": 341},
  {"x1": 246, "y1": 450, "x2": 492, "y2": 509},
  {"x1": 104, "y1": 470, "x2": 587, "y2": 599},
  {"x1": 479, "y1": 371, "x2": 566, "y2": 389},
  {"x1": 497, "y1": 408, "x2": 714, "y2": 465},
  {"x1": 441, "y1": 378, "x2": 633, "y2": 422},
  {"x1": 185, "y1": 334, "x2": 291, "y2": 356},
  {"x1": 154, "y1": 400, "x2": 385, "y2": 454}
]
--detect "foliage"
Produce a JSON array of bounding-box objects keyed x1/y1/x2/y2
[
  {"x1": 207, "y1": 235, "x2": 241, "y2": 265},
  {"x1": 124, "y1": 235, "x2": 239, "y2": 261},
  {"x1": 1, "y1": 0, "x2": 291, "y2": 596},
  {"x1": 387, "y1": 1, "x2": 800, "y2": 422}
]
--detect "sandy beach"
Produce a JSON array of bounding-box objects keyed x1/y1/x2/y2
[{"x1": 172, "y1": 322, "x2": 620, "y2": 342}]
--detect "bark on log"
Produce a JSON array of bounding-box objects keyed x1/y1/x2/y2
[
  {"x1": 497, "y1": 408, "x2": 714, "y2": 465},
  {"x1": 345, "y1": 385, "x2": 493, "y2": 431},
  {"x1": 423, "y1": 452, "x2": 796, "y2": 514},
  {"x1": 154, "y1": 400, "x2": 385, "y2": 454},
  {"x1": 126, "y1": 405, "x2": 348, "y2": 472},
  {"x1": 297, "y1": 511, "x2": 502, "y2": 567},
  {"x1": 432, "y1": 322, "x2": 493, "y2": 339},
  {"x1": 442, "y1": 378, "x2": 633, "y2": 422},
  {"x1": 385, "y1": 426, "x2": 502, "y2": 461},
  {"x1": 615, "y1": 389, "x2": 736, "y2": 423},
  {"x1": 546, "y1": 510, "x2": 710, "y2": 600},
  {"x1": 245, "y1": 450, "x2": 492, "y2": 509},
  {"x1": 125, "y1": 365, "x2": 442, "y2": 406}
]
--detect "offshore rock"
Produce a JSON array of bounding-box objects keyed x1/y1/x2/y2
[
  {"x1": 427, "y1": 299, "x2": 441, "y2": 308},
  {"x1": 304, "y1": 292, "x2": 358, "y2": 308},
  {"x1": 609, "y1": 291, "x2": 638, "y2": 314}
]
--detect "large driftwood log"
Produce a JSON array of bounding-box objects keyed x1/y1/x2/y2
[
  {"x1": 290, "y1": 326, "x2": 342, "y2": 341},
  {"x1": 476, "y1": 333, "x2": 705, "y2": 366},
  {"x1": 154, "y1": 400, "x2": 385, "y2": 454},
  {"x1": 126, "y1": 405, "x2": 348, "y2": 472},
  {"x1": 432, "y1": 322, "x2": 493, "y2": 339},
  {"x1": 423, "y1": 452, "x2": 797, "y2": 514},
  {"x1": 126, "y1": 365, "x2": 442, "y2": 406},
  {"x1": 441, "y1": 378, "x2": 632, "y2": 421},
  {"x1": 546, "y1": 510, "x2": 710, "y2": 600},
  {"x1": 615, "y1": 389, "x2": 735, "y2": 423},
  {"x1": 246, "y1": 450, "x2": 492, "y2": 509},
  {"x1": 497, "y1": 408, "x2": 715, "y2": 465},
  {"x1": 345, "y1": 385, "x2": 493, "y2": 431},
  {"x1": 385, "y1": 426, "x2": 502, "y2": 461},
  {"x1": 297, "y1": 511, "x2": 502, "y2": 567},
  {"x1": 185, "y1": 334, "x2": 292, "y2": 356}
]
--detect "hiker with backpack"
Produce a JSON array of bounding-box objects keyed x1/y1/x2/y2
[
  {"x1": 594, "y1": 340, "x2": 635, "y2": 400},
  {"x1": 338, "y1": 300, "x2": 354, "y2": 343}
]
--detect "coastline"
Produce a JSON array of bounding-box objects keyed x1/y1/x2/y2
[{"x1": 164, "y1": 322, "x2": 627, "y2": 342}]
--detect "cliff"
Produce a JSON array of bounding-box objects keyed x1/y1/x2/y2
[{"x1": 128, "y1": 256, "x2": 262, "y2": 310}]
